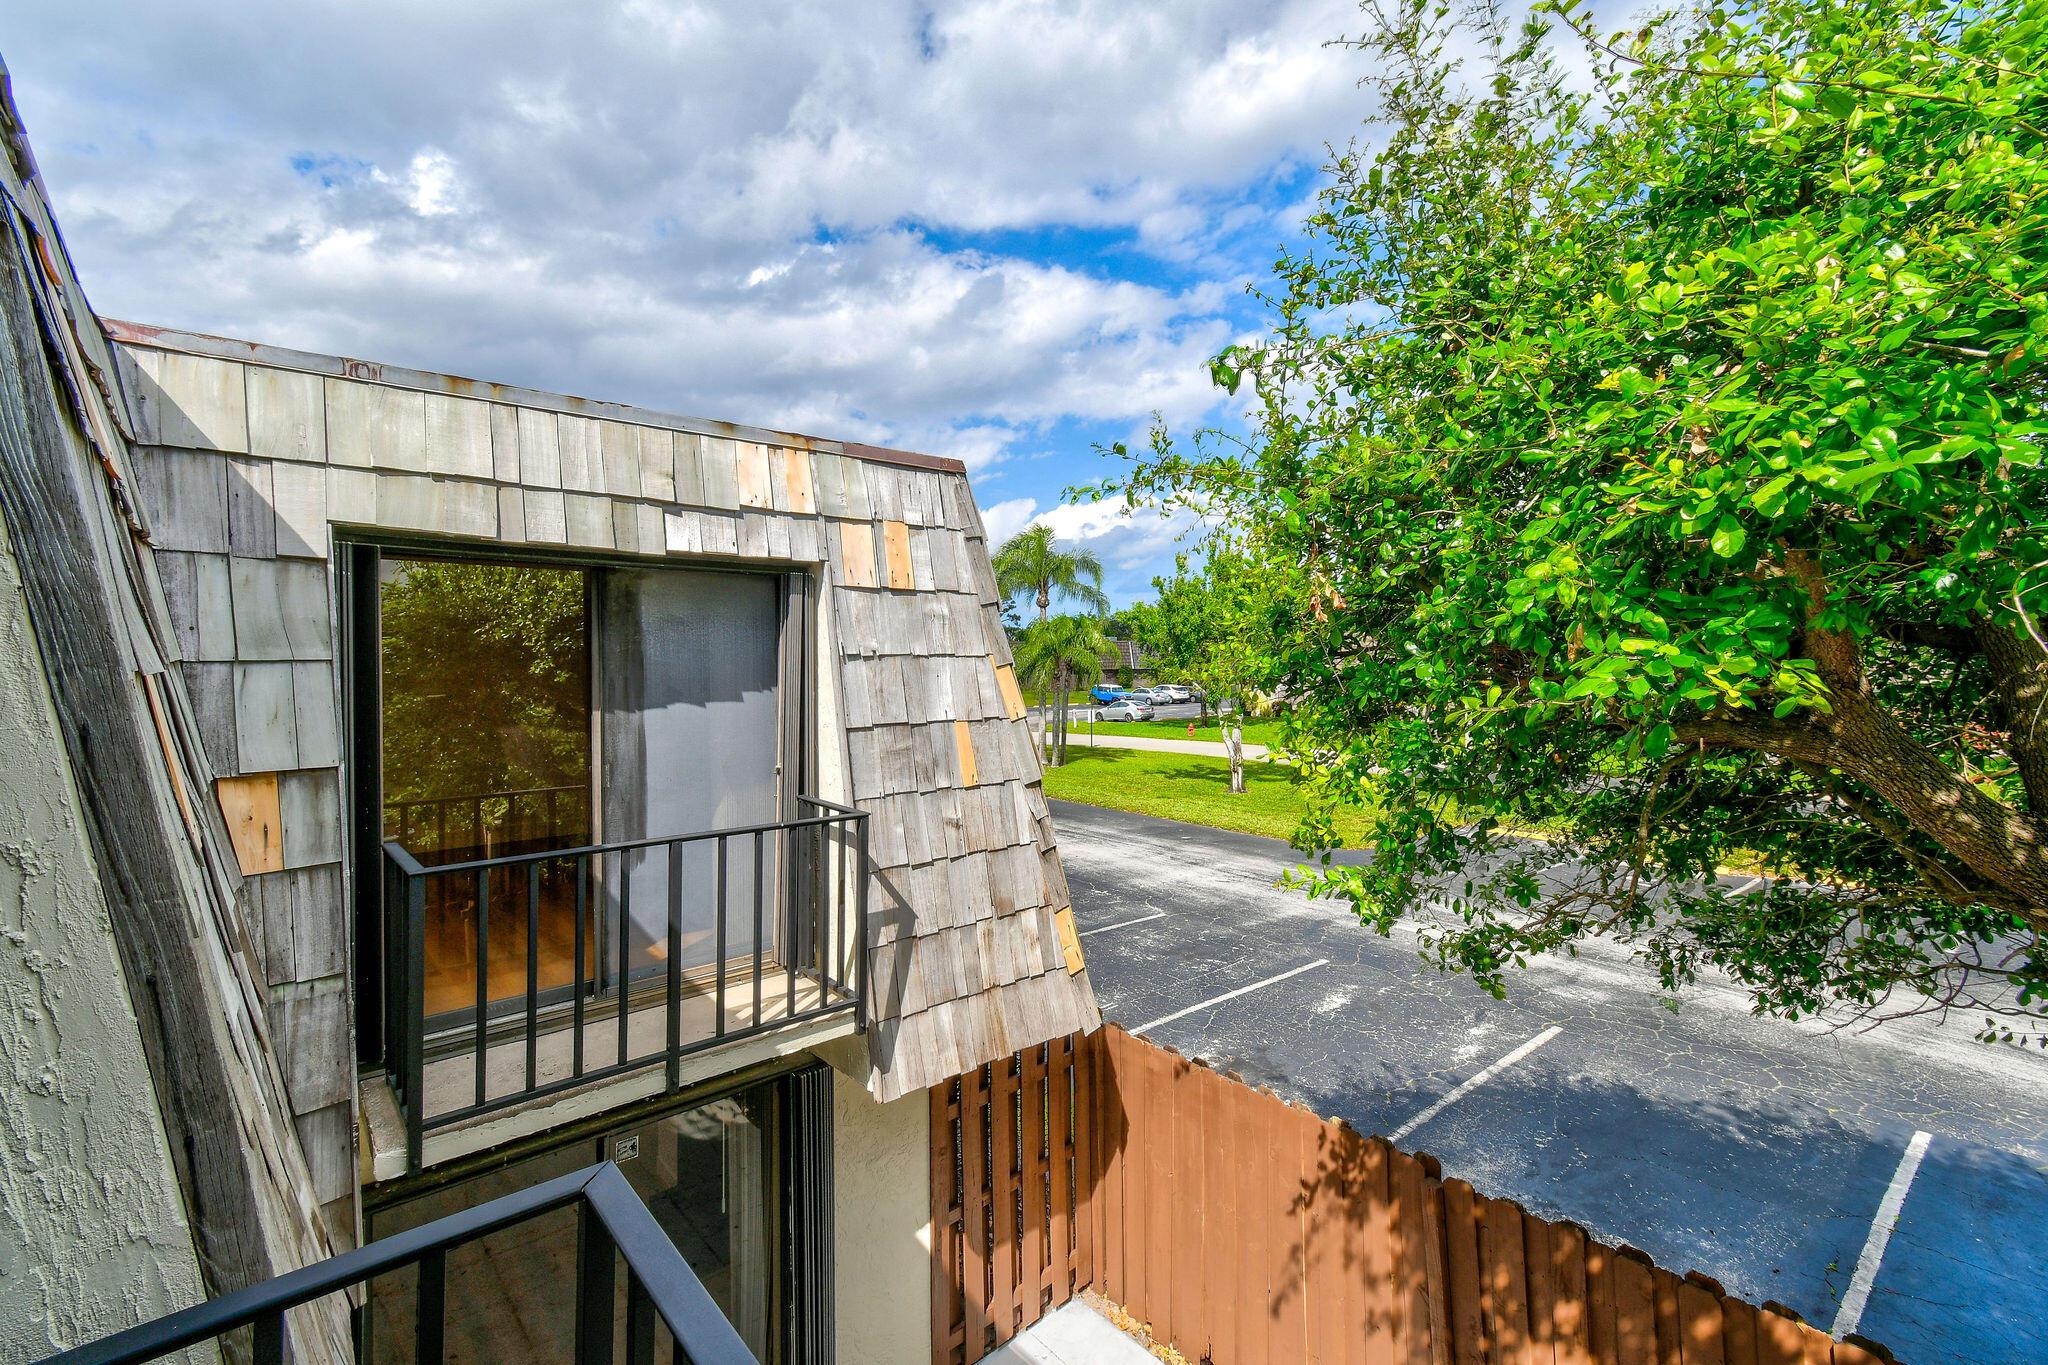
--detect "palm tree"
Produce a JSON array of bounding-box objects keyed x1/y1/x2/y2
[
  {"x1": 1012, "y1": 615, "x2": 1109, "y2": 767},
  {"x1": 992, "y1": 524, "x2": 1109, "y2": 624}
]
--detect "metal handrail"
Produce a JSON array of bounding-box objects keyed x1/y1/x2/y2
[
  {"x1": 38, "y1": 1162, "x2": 753, "y2": 1365},
  {"x1": 382, "y1": 796, "x2": 869, "y2": 1169}
]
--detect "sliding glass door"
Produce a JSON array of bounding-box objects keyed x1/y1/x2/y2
[
  {"x1": 378, "y1": 555, "x2": 594, "y2": 1019},
  {"x1": 369, "y1": 547, "x2": 793, "y2": 1033},
  {"x1": 600, "y1": 567, "x2": 783, "y2": 990}
]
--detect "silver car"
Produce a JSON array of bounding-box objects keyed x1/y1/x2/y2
[
  {"x1": 1098, "y1": 698, "x2": 1154, "y2": 721},
  {"x1": 1153, "y1": 684, "x2": 1192, "y2": 703}
]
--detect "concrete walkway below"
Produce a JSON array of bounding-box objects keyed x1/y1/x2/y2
[{"x1": 981, "y1": 1300, "x2": 1156, "y2": 1365}]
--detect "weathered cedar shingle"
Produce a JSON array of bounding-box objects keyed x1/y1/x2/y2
[{"x1": 121, "y1": 337, "x2": 1099, "y2": 1110}]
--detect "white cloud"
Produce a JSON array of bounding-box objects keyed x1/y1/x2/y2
[
  {"x1": 971, "y1": 491, "x2": 1204, "y2": 603},
  {"x1": 8, "y1": 1, "x2": 1366, "y2": 450},
  {"x1": 980, "y1": 496, "x2": 1040, "y2": 548}
]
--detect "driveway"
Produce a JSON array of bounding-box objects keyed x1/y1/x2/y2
[{"x1": 1055, "y1": 799, "x2": 2048, "y2": 1365}]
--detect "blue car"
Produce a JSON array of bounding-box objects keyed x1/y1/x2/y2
[{"x1": 1089, "y1": 684, "x2": 1126, "y2": 704}]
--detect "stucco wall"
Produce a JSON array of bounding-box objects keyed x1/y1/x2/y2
[
  {"x1": 830, "y1": 1051, "x2": 932, "y2": 1364},
  {"x1": 0, "y1": 504, "x2": 210, "y2": 1356}
]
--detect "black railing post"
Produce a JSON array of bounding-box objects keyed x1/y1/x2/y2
[
  {"x1": 526, "y1": 861, "x2": 541, "y2": 1092},
  {"x1": 406, "y1": 870, "x2": 427, "y2": 1171},
  {"x1": 617, "y1": 850, "x2": 632, "y2": 1069},
  {"x1": 784, "y1": 820, "x2": 797, "y2": 1021},
  {"x1": 572, "y1": 853, "x2": 586, "y2": 1078},
  {"x1": 574, "y1": 1198, "x2": 617, "y2": 1365},
  {"x1": 854, "y1": 811, "x2": 870, "y2": 1032},
  {"x1": 625, "y1": 1274, "x2": 657, "y2": 1365},
  {"x1": 415, "y1": 1247, "x2": 446, "y2": 1365},
  {"x1": 714, "y1": 836, "x2": 728, "y2": 1039},
  {"x1": 751, "y1": 832, "x2": 765, "y2": 1029},
  {"x1": 665, "y1": 840, "x2": 682, "y2": 1093},
  {"x1": 475, "y1": 866, "x2": 489, "y2": 1111},
  {"x1": 251, "y1": 1310, "x2": 283, "y2": 1365}
]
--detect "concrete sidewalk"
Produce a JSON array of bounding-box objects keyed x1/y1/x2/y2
[
  {"x1": 1028, "y1": 718, "x2": 1272, "y2": 761},
  {"x1": 981, "y1": 1299, "x2": 1156, "y2": 1365}
]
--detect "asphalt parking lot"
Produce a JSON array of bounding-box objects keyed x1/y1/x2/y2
[{"x1": 1056, "y1": 799, "x2": 2048, "y2": 1365}]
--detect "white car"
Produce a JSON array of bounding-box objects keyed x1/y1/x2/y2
[
  {"x1": 1153, "y1": 684, "x2": 1193, "y2": 703},
  {"x1": 1097, "y1": 699, "x2": 1154, "y2": 721}
]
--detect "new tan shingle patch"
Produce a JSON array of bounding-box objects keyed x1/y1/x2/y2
[
  {"x1": 217, "y1": 772, "x2": 284, "y2": 874},
  {"x1": 953, "y1": 719, "x2": 978, "y2": 788},
  {"x1": 736, "y1": 441, "x2": 774, "y2": 508},
  {"x1": 883, "y1": 520, "x2": 914, "y2": 590},
  {"x1": 993, "y1": 662, "x2": 1028, "y2": 721}
]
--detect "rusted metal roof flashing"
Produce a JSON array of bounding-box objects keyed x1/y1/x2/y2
[{"x1": 103, "y1": 318, "x2": 968, "y2": 476}]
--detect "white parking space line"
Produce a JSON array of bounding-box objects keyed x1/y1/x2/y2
[
  {"x1": 1131, "y1": 959, "x2": 1329, "y2": 1037},
  {"x1": 1388, "y1": 1026, "x2": 1565, "y2": 1144},
  {"x1": 1079, "y1": 911, "x2": 1167, "y2": 938},
  {"x1": 1833, "y1": 1130, "x2": 1932, "y2": 1340}
]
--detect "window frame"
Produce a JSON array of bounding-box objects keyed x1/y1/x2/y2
[{"x1": 342, "y1": 533, "x2": 816, "y2": 1069}]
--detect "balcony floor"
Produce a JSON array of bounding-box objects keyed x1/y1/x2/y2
[
  {"x1": 364, "y1": 968, "x2": 858, "y2": 1179},
  {"x1": 420, "y1": 968, "x2": 841, "y2": 1124}
]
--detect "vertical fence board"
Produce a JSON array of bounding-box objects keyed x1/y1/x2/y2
[
  {"x1": 1099, "y1": 1030, "x2": 1126, "y2": 1307},
  {"x1": 960, "y1": 1065, "x2": 990, "y2": 1361},
  {"x1": 1357, "y1": 1134, "x2": 1395, "y2": 1365},
  {"x1": 1485, "y1": 1198, "x2": 1533, "y2": 1365},
  {"x1": 1073, "y1": 1034, "x2": 1095, "y2": 1291},
  {"x1": 1144, "y1": 1043, "x2": 1176, "y2": 1345},
  {"x1": 1719, "y1": 1296, "x2": 1759, "y2": 1365},
  {"x1": 1652, "y1": 1268, "x2": 1682, "y2": 1365},
  {"x1": 1587, "y1": 1241, "x2": 1618, "y2": 1365},
  {"x1": 1234, "y1": 1082, "x2": 1272, "y2": 1365},
  {"x1": 1755, "y1": 1308, "x2": 1807, "y2": 1365},
  {"x1": 1306, "y1": 1118, "x2": 1344, "y2": 1364},
  {"x1": 932, "y1": 1083, "x2": 958, "y2": 1365},
  {"x1": 990, "y1": 1056, "x2": 1018, "y2": 1345},
  {"x1": 1525, "y1": 1214, "x2": 1556, "y2": 1365},
  {"x1": 1421, "y1": 1168, "x2": 1455, "y2": 1365},
  {"x1": 1204, "y1": 1066, "x2": 1240, "y2": 1365},
  {"x1": 1389, "y1": 1149, "x2": 1436, "y2": 1365},
  {"x1": 1275, "y1": 1094, "x2": 1312, "y2": 1365},
  {"x1": 1048, "y1": 1037, "x2": 1074, "y2": 1305},
  {"x1": 1176, "y1": 1058, "x2": 1210, "y2": 1360},
  {"x1": 1551, "y1": 1223, "x2": 1592, "y2": 1365},
  {"x1": 1443, "y1": 1180, "x2": 1485, "y2": 1365},
  {"x1": 1019, "y1": 1044, "x2": 1047, "y2": 1330},
  {"x1": 1678, "y1": 1281, "x2": 1725, "y2": 1365},
  {"x1": 1613, "y1": 1254, "x2": 1657, "y2": 1365}
]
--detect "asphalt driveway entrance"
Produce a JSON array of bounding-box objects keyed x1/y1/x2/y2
[{"x1": 1055, "y1": 799, "x2": 2048, "y2": 1365}]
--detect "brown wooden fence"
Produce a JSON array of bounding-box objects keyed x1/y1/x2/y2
[
  {"x1": 934, "y1": 1024, "x2": 1900, "y2": 1365},
  {"x1": 931, "y1": 1031, "x2": 1096, "y2": 1364}
]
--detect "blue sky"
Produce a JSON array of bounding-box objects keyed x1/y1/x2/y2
[{"x1": 7, "y1": 1, "x2": 1373, "y2": 605}]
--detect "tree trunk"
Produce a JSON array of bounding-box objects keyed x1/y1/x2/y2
[
  {"x1": 1055, "y1": 665, "x2": 1070, "y2": 766},
  {"x1": 1037, "y1": 586, "x2": 1050, "y2": 624},
  {"x1": 1674, "y1": 554, "x2": 2048, "y2": 929},
  {"x1": 1979, "y1": 613, "x2": 2048, "y2": 814},
  {"x1": 1223, "y1": 712, "x2": 1246, "y2": 794}
]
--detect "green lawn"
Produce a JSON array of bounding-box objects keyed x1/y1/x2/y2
[
  {"x1": 1039, "y1": 745, "x2": 1381, "y2": 845},
  {"x1": 1096, "y1": 716, "x2": 1286, "y2": 747}
]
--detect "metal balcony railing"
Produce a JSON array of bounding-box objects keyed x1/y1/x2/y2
[
  {"x1": 382, "y1": 796, "x2": 867, "y2": 1169},
  {"x1": 38, "y1": 1161, "x2": 754, "y2": 1365},
  {"x1": 385, "y1": 782, "x2": 588, "y2": 863}
]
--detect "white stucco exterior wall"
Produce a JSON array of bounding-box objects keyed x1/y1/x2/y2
[
  {"x1": 827, "y1": 1045, "x2": 932, "y2": 1364},
  {"x1": 0, "y1": 505, "x2": 211, "y2": 1357}
]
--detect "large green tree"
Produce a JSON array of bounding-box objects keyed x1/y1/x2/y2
[{"x1": 1117, "y1": 0, "x2": 2048, "y2": 1030}]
